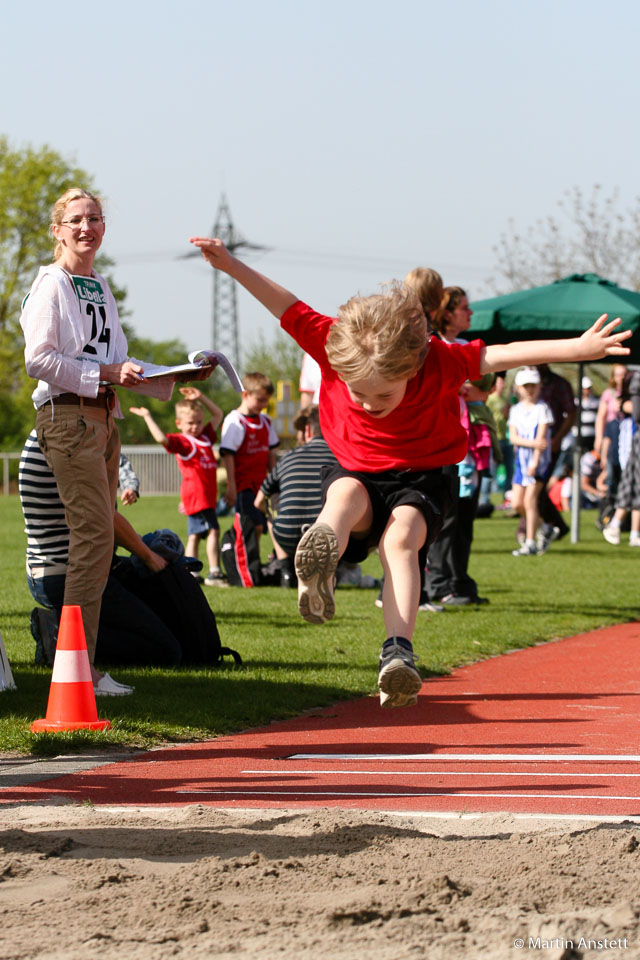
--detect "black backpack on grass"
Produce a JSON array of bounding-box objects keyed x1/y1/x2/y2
[{"x1": 113, "y1": 559, "x2": 242, "y2": 666}]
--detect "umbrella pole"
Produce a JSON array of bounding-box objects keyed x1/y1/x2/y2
[{"x1": 570, "y1": 362, "x2": 583, "y2": 543}]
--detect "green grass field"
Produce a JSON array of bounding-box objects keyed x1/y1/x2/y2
[{"x1": 0, "y1": 495, "x2": 637, "y2": 756}]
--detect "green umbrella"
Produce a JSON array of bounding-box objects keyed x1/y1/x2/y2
[
  {"x1": 469, "y1": 273, "x2": 640, "y2": 543},
  {"x1": 470, "y1": 273, "x2": 640, "y2": 363}
]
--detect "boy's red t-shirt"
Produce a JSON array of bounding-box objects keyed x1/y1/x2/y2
[
  {"x1": 281, "y1": 300, "x2": 484, "y2": 473},
  {"x1": 165, "y1": 421, "x2": 218, "y2": 515}
]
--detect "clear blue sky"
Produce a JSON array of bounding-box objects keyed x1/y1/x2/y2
[{"x1": 3, "y1": 0, "x2": 638, "y2": 362}]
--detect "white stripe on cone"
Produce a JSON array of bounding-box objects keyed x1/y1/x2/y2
[{"x1": 51, "y1": 649, "x2": 93, "y2": 684}]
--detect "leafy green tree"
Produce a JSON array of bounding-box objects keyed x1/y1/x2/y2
[
  {"x1": 242, "y1": 329, "x2": 303, "y2": 389},
  {"x1": 491, "y1": 185, "x2": 640, "y2": 293}
]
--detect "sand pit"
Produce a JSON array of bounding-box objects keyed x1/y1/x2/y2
[{"x1": 0, "y1": 803, "x2": 638, "y2": 959}]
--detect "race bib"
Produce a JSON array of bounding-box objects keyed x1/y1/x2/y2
[{"x1": 71, "y1": 275, "x2": 112, "y2": 361}]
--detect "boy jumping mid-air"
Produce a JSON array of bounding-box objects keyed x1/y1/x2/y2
[{"x1": 190, "y1": 235, "x2": 631, "y2": 708}]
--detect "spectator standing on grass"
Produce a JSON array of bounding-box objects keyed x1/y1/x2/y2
[
  {"x1": 598, "y1": 380, "x2": 634, "y2": 529},
  {"x1": 518, "y1": 363, "x2": 576, "y2": 554},
  {"x1": 508, "y1": 367, "x2": 554, "y2": 556},
  {"x1": 20, "y1": 188, "x2": 149, "y2": 697},
  {"x1": 131, "y1": 387, "x2": 226, "y2": 586},
  {"x1": 573, "y1": 376, "x2": 600, "y2": 452},
  {"x1": 484, "y1": 372, "x2": 513, "y2": 502},
  {"x1": 602, "y1": 370, "x2": 640, "y2": 546},
  {"x1": 219, "y1": 372, "x2": 279, "y2": 550},
  {"x1": 421, "y1": 286, "x2": 488, "y2": 607},
  {"x1": 595, "y1": 363, "x2": 628, "y2": 454},
  {"x1": 190, "y1": 234, "x2": 630, "y2": 709}
]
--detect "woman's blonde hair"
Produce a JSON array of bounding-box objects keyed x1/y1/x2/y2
[
  {"x1": 325, "y1": 282, "x2": 428, "y2": 382},
  {"x1": 51, "y1": 188, "x2": 103, "y2": 262},
  {"x1": 432, "y1": 285, "x2": 467, "y2": 336},
  {"x1": 404, "y1": 266, "x2": 443, "y2": 317}
]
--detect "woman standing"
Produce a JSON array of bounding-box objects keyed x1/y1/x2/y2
[{"x1": 21, "y1": 188, "x2": 146, "y2": 695}]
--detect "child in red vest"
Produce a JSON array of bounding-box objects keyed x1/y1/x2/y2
[
  {"x1": 131, "y1": 387, "x2": 225, "y2": 585},
  {"x1": 219, "y1": 372, "x2": 280, "y2": 548}
]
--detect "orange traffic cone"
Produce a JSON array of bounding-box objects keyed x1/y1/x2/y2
[{"x1": 31, "y1": 605, "x2": 111, "y2": 733}]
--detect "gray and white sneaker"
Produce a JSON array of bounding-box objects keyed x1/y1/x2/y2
[
  {"x1": 378, "y1": 640, "x2": 422, "y2": 709},
  {"x1": 294, "y1": 522, "x2": 339, "y2": 623},
  {"x1": 512, "y1": 542, "x2": 538, "y2": 556},
  {"x1": 418, "y1": 600, "x2": 445, "y2": 613},
  {"x1": 536, "y1": 525, "x2": 561, "y2": 554}
]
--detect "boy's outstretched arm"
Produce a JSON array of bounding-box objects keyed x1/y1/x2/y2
[
  {"x1": 479, "y1": 314, "x2": 632, "y2": 373},
  {"x1": 129, "y1": 407, "x2": 169, "y2": 446},
  {"x1": 189, "y1": 237, "x2": 298, "y2": 319}
]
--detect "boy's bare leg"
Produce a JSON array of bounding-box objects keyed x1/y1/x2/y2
[
  {"x1": 206, "y1": 528, "x2": 221, "y2": 572},
  {"x1": 377, "y1": 506, "x2": 427, "y2": 708},
  {"x1": 378, "y1": 506, "x2": 427, "y2": 641},
  {"x1": 185, "y1": 533, "x2": 200, "y2": 560},
  {"x1": 295, "y1": 478, "x2": 372, "y2": 624}
]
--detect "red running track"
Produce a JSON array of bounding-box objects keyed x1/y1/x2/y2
[{"x1": 3, "y1": 623, "x2": 640, "y2": 817}]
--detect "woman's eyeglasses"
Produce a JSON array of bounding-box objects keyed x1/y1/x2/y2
[{"x1": 59, "y1": 215, "x2": 105, "y2": 227}]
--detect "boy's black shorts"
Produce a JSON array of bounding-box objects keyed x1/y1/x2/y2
[{"x1": 320, "y1": 464, "x2": 453, "y2": 564}]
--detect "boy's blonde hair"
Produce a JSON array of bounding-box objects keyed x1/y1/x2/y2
[
  {"x1": 243, "y1": 372, "x2": 274, "y2": 395},
  {"x1": 404, "y1": 267, "x2": 443, "y2": 317},
  {"x1": 326, "y1": 282, "x2": 428, "y2": 382},
  {"x1": 175, "y1": 398, "x2": 201, "y2": 419}
]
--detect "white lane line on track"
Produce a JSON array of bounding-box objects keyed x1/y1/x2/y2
[
  {"x1": 287, "y1": 753, "x2": 640, "y2": 763},
  {"x1": 242, "y1": 769, "x2": 640, "y2": 778},
  {"x1": 176, "y1": 789, "x2": 640, "y2": 800}
]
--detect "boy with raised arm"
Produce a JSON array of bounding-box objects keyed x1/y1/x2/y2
[
  {"x1": 190, "y1": 235, "x2": 631, "y2": 708},
  {"x1": 131, "y1": 386, "x2": 225, "y2": 585}
]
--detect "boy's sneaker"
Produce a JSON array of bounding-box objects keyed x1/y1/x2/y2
[
  {"x1": 603, "y1": 525, "x2": 621, "y2": 545},
  {"x1": 629, "y1": 536, "x2": 640, "y2": 547},
  {"x1": 295, "y1": 522, "x2": 339, "y2": 623},
  {"x1": 418, "y1": 600, "x2": 445, "y2": 613},
  {"x1": 204, "y1": 571, "x2": 228, "y2": 587},
  {"x1": 378, "y1": 639, "x2": 422, "y2": 709},
  {"x1": 512, "y1": 542, "x2": 538, "y2": 556}
]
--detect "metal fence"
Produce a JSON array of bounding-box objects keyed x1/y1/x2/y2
[
  {"x1": 1, "y1": 446, "x2": 183, "y2": 496},
  {"x1": 120, "y1": 445, "x2": 182, "y2": 495}
]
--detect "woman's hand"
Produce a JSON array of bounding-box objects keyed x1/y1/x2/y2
[{"x1": 100, "y1": 361, "x2": 145, "y2": 387}]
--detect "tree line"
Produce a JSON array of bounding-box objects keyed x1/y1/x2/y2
[
  {"x1": 0, "y1": 138, "x2": 302, "y2": 450},
  {"x1": 2, "y1": 136, "x2": 636, "y2": 450}
]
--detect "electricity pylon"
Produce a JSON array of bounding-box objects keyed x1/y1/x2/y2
[
  {"x1": 179, "y1": 194, "x2": 267, "y2": 371},
  {"x1": 210, "y1": 195, "x2": 267, "y2": 370}
]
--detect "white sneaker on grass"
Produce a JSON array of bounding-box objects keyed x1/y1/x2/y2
[
  {"x1": 603, "y1": 525, "x2": 621, "y2": 545},
  {"x1": 94, "y1": 673, "x2": 134, "y2": 697}
]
